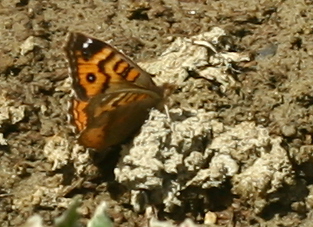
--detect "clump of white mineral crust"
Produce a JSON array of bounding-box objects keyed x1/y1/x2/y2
[{"x1": 114, "y1": 27, "x2": 294, "y2": 214}]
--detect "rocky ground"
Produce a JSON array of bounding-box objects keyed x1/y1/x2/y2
[{"x1": 1, "y1": 0, "x2": 313, "y2": 226}]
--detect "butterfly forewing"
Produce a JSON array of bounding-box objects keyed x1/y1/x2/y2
[{"x1": 65, "y1": 33, "x2": 162, "y2": 101}]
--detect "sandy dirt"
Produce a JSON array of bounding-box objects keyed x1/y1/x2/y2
[{"x1": 1, "y1": 0, "x2": 313, "y2": 226}]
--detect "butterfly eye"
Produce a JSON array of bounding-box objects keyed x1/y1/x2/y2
[{"x1": 86, "y1": 73, "x2": 96, "y2": 83}]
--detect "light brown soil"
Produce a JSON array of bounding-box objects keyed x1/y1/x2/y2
[{"x1": 1, "y1": 0, "x2": 313, "y2": 226}]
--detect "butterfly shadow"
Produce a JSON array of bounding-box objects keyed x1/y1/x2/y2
[{"x1": 88, "y1": 145, "x2": 123, "y2": 182}]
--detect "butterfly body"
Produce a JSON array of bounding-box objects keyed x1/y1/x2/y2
[{"x1": 65, "y1": 32, "x2": 163, "y2": 150}]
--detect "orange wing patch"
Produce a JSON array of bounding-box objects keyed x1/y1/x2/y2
[
  {"x1": 124, "y1": 68, "x2": 140, "y2": 81},
  {"x1": 71, "y1": 100, "x2": 88, "y2": 132},
  {"x1": 76, "y1": 48, "x2": 112, "y2": 98},
  {"x1": 75, "y1": 47, "x2": 142, "y2": 98},
  {"x1": 114, "y1": 60, "x2": 129, "y2": 74}
]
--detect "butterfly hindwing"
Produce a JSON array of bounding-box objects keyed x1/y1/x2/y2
[{"x1": 78, "y1": 88, "x2": 161, "y2": 150}]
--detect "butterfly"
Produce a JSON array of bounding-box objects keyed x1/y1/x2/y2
[{"x1": 65, "y1": 32, "x2": 164, "y2": 150}]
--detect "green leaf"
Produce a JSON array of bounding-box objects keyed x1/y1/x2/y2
[
  {"x1": 87, "y1": 202, "x2": 113, "y2": 227},
  {"x1": 55, "y1": 196, "x2": 82, "y2": 227}
]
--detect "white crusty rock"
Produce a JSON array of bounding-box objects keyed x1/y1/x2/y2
[{"x1": 114, "y1": 27, "x2": 294, "y2": 215}]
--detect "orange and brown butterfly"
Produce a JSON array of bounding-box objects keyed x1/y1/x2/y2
[{"x1": 64, "y1": 32, "x2": 164, "y2": 150}]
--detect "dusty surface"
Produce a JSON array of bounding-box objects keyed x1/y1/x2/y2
[{"x1": 1, "y1": 0, "x2": 313, "y2": 226}]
